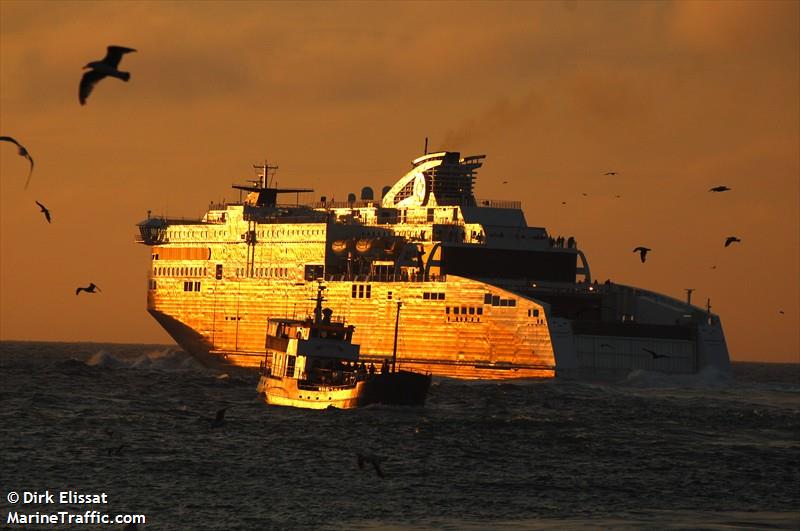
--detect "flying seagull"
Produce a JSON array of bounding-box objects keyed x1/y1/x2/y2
[
  {"x1": 724, "y1": 236, "x2": 741, "y2": 247},
  {"x1": 357, "y1": 451, "x2": 386, "y2": 478},
  {"x1": 35, "y1": 201, "x2": 51, "y2": 223},
  {"x1": 643, "y1": 347, "x2": 669, "y2": 360},
  {"x1": 76, "y1": 283, "x2": 101, "y2": 295},
  {"x1": 502, "y1": 180, "x2": 509, "y2": 184},
  {"x1": 0, "y1": 136, "x2": 34, "y2": 188},
  {"x1": 633, "y1": 246, "x2": 651, "y2": 263},
  {"x1": 709, "y1": 186, "x2": 731, "y2": 192},
  {"x1": 79, "y1": 45, "x2": 137, "y2": 105},
  {"x1": 604, "y1": 171, "x2": 618, "y2": 176}
]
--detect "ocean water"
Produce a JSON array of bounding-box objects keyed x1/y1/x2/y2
[{"x1": 0, "y1": 341, "x2": 798, "y2": 530}]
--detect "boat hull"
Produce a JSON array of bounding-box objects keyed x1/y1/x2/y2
[{"x1": 258, "y1": 370, "x2": 431, "y2": 409}]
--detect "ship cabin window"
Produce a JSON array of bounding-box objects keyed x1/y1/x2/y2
[
  {"x1": 484, "y1": 293, "x2": 492, "y2": 304},
  {"x1": 445, "y1": 306, "x2": 449, "y2": 314},
  {"x1": 352, "y1": 285, "x2": 357, "y2": 298},
  {"x1": 469, "y1": 307, "x2": 475, "y2": 315},
  {"x1": 427, "y1": 208, "x2": 434, "y2": 222},
  {"x1": 492, "y1": 295, "x2": 500, "y2": 306},
  {"x1": 358, "y1": 285, "x2": 364, "y2": 298},
  {"x1": 215, "y1": 264, "x2": 223, "y2": 280},
  {"x1": 453, "y1": 307, "x2": 459, "y2": 315},
  {"x1": 366, "y1": 285, "x2": 371, "y2": 298},
  {"x1": 194, "y1": 281, "x2": 201, "y2": 291},
  {"x1": 286, "y1": 355, "x2": 296, "y2": 378},
  {"x1": 500, "y1": 299, "x2": 508, "y2": 307},
  {"x1": 304, "y1": 264, "x2": 324, "y2": 281},
  {"x1": 152, "y1": 253, "x2": 159, "y2": 260},
  {"x1": 423, "y1": 292, "x2": 429, "y2": 300},
  {"x1": 477, "y1": 307, "x2": 483, "y2": 315},
  {"x1": 387, "y1": 291, "x2": 392, "y2": 300}
]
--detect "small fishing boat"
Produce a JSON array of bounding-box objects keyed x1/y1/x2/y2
[{"x1": 257, "y1": 284, "x2": 431, "y2": 409}]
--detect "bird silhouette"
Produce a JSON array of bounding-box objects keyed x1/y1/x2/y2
[
  {"x1": 357, "y1": 452, "x2": 386, "y2": 478},
  {"x1": 209, "y1": 408, "x2": 227, "y2": 429},
  {"x1": 643, "y1": 347, "x2": 669, "y2": 359},
  {"x1": 709, "y1": 186, "x2": 731, "y2": 192},
  {"x1": 0, "y1": 136, "x2": 34, "y2": 188},
  {"x1": 604, "y1": 171, "x2": 617, "y2": 176},
  {"x1": 724, "y1": 236, "x2": 741, "y2": 247},
  {"x1": 35, "y1": 201, "x2": 51, "y2": 223},
  {"x1": 79, "y1": 45, "x2": 136, "y2": 105},
  {"x1": 106, "y1": 444, "x2": 125, "y2": 456},
  {"x1": 633, "y1": 246, "x2": 651, "y2": 263},
  {"x1": 502, "y1": 180, "x2": 509, "y2": 184},
  {"x1": 76, "y1": 283, "x2": 101, "y2": 295}
]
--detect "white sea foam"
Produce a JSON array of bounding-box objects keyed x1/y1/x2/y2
[
  {"x1": 85, "y1": 348, "x2": 207, "y2": 372},
  {"x1": 622, "y1": 365, "x2": 732, "y2": 389}
]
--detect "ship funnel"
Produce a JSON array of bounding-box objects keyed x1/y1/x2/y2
[{"x1": 360, "y1": 187, "x2": 374, "y2": 201}]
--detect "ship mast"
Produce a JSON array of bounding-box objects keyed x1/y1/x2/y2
[{"x1": 392, "y1": 301, "x2": 402, "y2": 373}]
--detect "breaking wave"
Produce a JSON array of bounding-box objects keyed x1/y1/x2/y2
[{"x1": 85, "y1": 347, "x2": 207, "y2": 372}]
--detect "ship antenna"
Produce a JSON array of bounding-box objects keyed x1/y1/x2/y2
[
  {"x1": 685, "y1": 288, "x2": 694, "y2": 305},
  {"x1": 391, "y1": 301, "x2": 402, "y2": 373},
  {"x1": 314, "y1": 281, "x2": 327, "y2": 325},
  {"x1": 424, "y1": 137, "x2": 428, "y2": 155}
]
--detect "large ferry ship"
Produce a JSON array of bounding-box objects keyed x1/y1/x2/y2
[{"x1": 136, "y1": 150, "x2": 730, "y2": 379}]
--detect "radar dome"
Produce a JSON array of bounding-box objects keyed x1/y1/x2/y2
[{"x1": 360, "y1": 187, "x2": 374, "y2": 200}]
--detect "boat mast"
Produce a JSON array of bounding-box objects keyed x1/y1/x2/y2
[{"x1": 392, "y1": 301, "x2": 402, "y2": 373}]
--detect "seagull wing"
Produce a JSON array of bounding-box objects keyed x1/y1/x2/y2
[
  {"x1": 76, "y1": 287, "x2": 84, "y2": 295},
  {"x1": 103, "y1": 46, "x2": 137, "y2": 69},
  {"x1": 23, "y1": 152, "x2": 33, "y2": 189},
  {"x1": 0, "y1": 136, "x2": 21, "y2": 148},
  {"x1": 35, "y1": 200, "x2": 45, "y2": 211},
  {"x1": 1, "y1": 137, "x2": 33, "y2": 187},
  {"x1": 79, "y1": 70, "x2": 106, "y2": 105}
]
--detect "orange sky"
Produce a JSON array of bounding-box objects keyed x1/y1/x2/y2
[{"x1": 1, "y1": 0, "x2": 798, "y2": 363}]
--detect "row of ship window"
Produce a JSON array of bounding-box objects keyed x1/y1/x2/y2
[
  {"x1": 147, "y1": 280, "x2": 202, "y2": 291},
  {"x1": 484, "y1": 294, "x2": 517, "y2": 307},
  {"x1": 184, "y1": 281, "x2": 201, "y2": 292},
  {"x1": 352, "y1": 285, "x2": 371, "y2": 298},
  {"x1": 154, "y1": 267, "x2": 207, "y2": 277},
  {"x1": 167, "y1": 229, "x2": 328, "y2": 239},
  {"x1": 235, "y1": 267, "x2": 289, "y2": 278}
]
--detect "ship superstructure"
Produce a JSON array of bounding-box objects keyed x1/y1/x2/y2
[{"x1": 136, "y1": 152, "x2": 730, "y2": 379}]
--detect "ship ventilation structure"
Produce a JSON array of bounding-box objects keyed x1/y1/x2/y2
[{"x1": 381, "y1": 151, "x2": 485, "y2": 208}]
